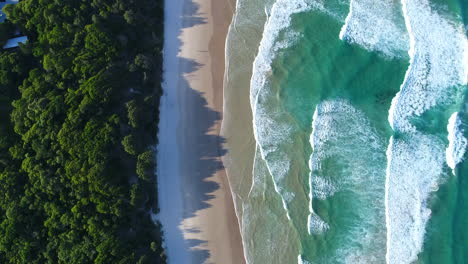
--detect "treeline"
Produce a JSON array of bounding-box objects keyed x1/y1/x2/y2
[{"x1": 0, "y1": 0, "x2": 165, "y2": 263}]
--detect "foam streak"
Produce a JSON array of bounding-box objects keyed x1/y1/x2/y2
[{"x1": 446, "y1": 112, "x2": 467, "y2": 174}]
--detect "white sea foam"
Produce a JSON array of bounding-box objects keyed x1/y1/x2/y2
[
  {"x1": 308, "y1": 99, "x2": 387, "y2": 262},
  {"x1": 446, "y1": 112, "x2": 467, "y2": 174},
  {"x1": 248, "y1": 146, "x2": 269, "y2": 199},
  {"x1": 308, "y1": 0, "x2": 349, "y2": 22},
  {"x1": 297, "y1": 255, "x2": 312, "y2": 264},
  {"x1": 250, "y1": 0, "x2": 312, "y2": 221},
  {"x1": 388, "y1": 0, "x2": 468, "y2": 133},
  {"x1": 385, "y1": 134, "x2": 446, "y2": 264},
  {"x1": 307, "y1": 213, "x2": 329, "y2": 234},
  {"x1": 251, "y1": 0, "x2": 311, "y2": 105},
  {"x1": 307, "y1": 109, "x2": 334, "y2": 235},
  {"x1": 308, "y1": 105, "x2": 337, "y2": 202},
  {"x1": 385, "y1": 1, "x2": 468, "y2": 263},
  {"x1": 309, "y1": 176, "x2": 336, "y2": 200},
  {"x1": 384, "y1": 136, "x2": 392, "y2": 264},
  {"x1": 250, "y1": 0, "x2": 403, "y2": 231},
  {"x1": 339, "y1": 0, "x2": 409, "y2": 58}
]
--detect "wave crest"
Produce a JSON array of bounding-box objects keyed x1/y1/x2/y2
[
  {"x1": 446, "y1": 112, "x2": 467, "y2": 174},
  {"x1": 339, "y1": 0, "x2": 409, "y2": 58},
  {"x1": 308, "y1": 99, "x2": 387, "y2": 263}
]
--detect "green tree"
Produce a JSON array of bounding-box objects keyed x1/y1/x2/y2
[
  {"x1": 136, "y1": 150, "x2": 155, "y2": 181},
  {"x1": 0, "y1": 0, "x2": 166, "y2": 262},
  {"x1": 122, "y1": 134, "x2": 137, "y2": 155},
  {"x1": 126, "y1": 99, "x2": 139, "y2": 128}
]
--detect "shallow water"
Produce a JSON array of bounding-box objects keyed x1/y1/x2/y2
[{"x1": 224, "y1": 0, "x2": 468, "y2": 263}]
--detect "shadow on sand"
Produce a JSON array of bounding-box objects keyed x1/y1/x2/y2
[
  {"x1": 177, "y1": 58, "x2": 228, "y2": 262},
  {"x1": 160, "y1": 0, "x2": 228, "y2": 262}
]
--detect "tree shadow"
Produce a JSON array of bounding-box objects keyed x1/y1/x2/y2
[
  {"x1": 178, "y1": 57, "x2": 227, "y2": 219},
  {"x1": 186, "y1": 239, "x2": 212, "y2": 264},
  {"x1": 181, "y1": 0, "x2": 207, "y2": 28},
  {"x1": 174, "y1": 57, "x2": 227, "y2": 264},
  {"x1": 158, "y1": 0, "x2": 229, "y2": 263}
]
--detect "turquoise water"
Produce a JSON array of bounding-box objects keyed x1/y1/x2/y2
[{"x1": 228, "y1": 0, "x2": 468, "y2": 263}]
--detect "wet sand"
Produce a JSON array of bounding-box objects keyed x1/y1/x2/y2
[{"x1": 220, "y1": 0, "x2": 276, "y2": 261}]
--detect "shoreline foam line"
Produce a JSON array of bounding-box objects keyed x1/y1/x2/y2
[
  {"x1": 250, "y1": 0, "x2": 310, "y2": 107},
  {"x1": 250, "y1": 0, "x2": 311, "y2": 220},
  {"x1": 221, "y1": 0, "x2": 252, "y2": 260}
]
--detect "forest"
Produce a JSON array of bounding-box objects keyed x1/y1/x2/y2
[{"x1": 0, "y1": 0, "x2": 166, "y2": 263}]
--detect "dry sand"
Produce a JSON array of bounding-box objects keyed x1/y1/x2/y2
[{"x1": 157, "y1": 0, "x2": 245, "y2": 263}]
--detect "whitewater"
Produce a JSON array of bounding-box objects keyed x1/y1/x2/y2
[
  {"x1": 308, "y1": 99, "x2": 387, "y2": 263},
  {"x1": 385, "y1": 0, "x2": 468, "y2": 262},
  {"x1": 223, "y1": 0, "x2": 468, "y2": 262},
  {"x1": 446, "y1": 112, "x2": 467, "y2": 174}
]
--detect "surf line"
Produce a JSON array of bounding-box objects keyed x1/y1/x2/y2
[
  {"x1": 250, "y1": 0, "x2": 312, "y2": 220},
  {"x1": 385, "y1": 0, "x2": 468, "y2": 263}
]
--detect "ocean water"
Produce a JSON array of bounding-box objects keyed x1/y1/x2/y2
[{"x1": 224, "y1": 0, "x2": 468, "y2": 263}]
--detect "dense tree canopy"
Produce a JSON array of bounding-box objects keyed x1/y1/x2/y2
[{"x1": 0, "y1": 0, "x2": 165, "y2": 263}]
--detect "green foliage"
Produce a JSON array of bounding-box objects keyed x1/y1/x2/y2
[
  {"x1": 130, "y1": 183, "x2": 145, "y2": 207},
  {"x1": 0, "y1": 0, "x2": 166, "y2": 263},
  {"x1": 126, "y1": 99, "x2": 139, "y2": 128},
  {"x1": 122, "y1": 134, "x2": 138, "y2": 155},
  {"x1": 136, "y1": 150, "x2": 155, "y2": 181}
]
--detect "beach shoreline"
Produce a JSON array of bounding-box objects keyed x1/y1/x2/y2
[
  {"x1": 157, "y1": 0, "x2": 245, "y2": 262},
  {"x1": 220, "y1": 0, "x2": 273, "y2": 261}
]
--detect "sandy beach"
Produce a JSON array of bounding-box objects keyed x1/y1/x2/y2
[{"x1": 156, "y1": 0, "x2": 245, "y2": 263}]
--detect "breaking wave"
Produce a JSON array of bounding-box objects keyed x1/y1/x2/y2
[
  {"x1": 446, "y1": 112, "x2": 467, "y2": 174},
  {"x1": 250, "y1": 0, "x2": 312, "y2": 219},
  {"x1": 385, "y1": 0, "x2": 468, "y2": 263},
  {"x1": 388, "y1": 0, "x2": 468, "y2": 133},
  {"x1": 339, "y1": 0, "x2": 409, "y2": 58},
  {"x1": 308, "y1": 99, "x2": 387, "y2": 263},
  {"x1": 385, "y1": 134, "x2": 446, "y2": 264}
]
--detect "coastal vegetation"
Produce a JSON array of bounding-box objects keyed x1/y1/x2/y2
[{"x1": 0, "y1": 0, "x2": 166, "y2": 263}]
